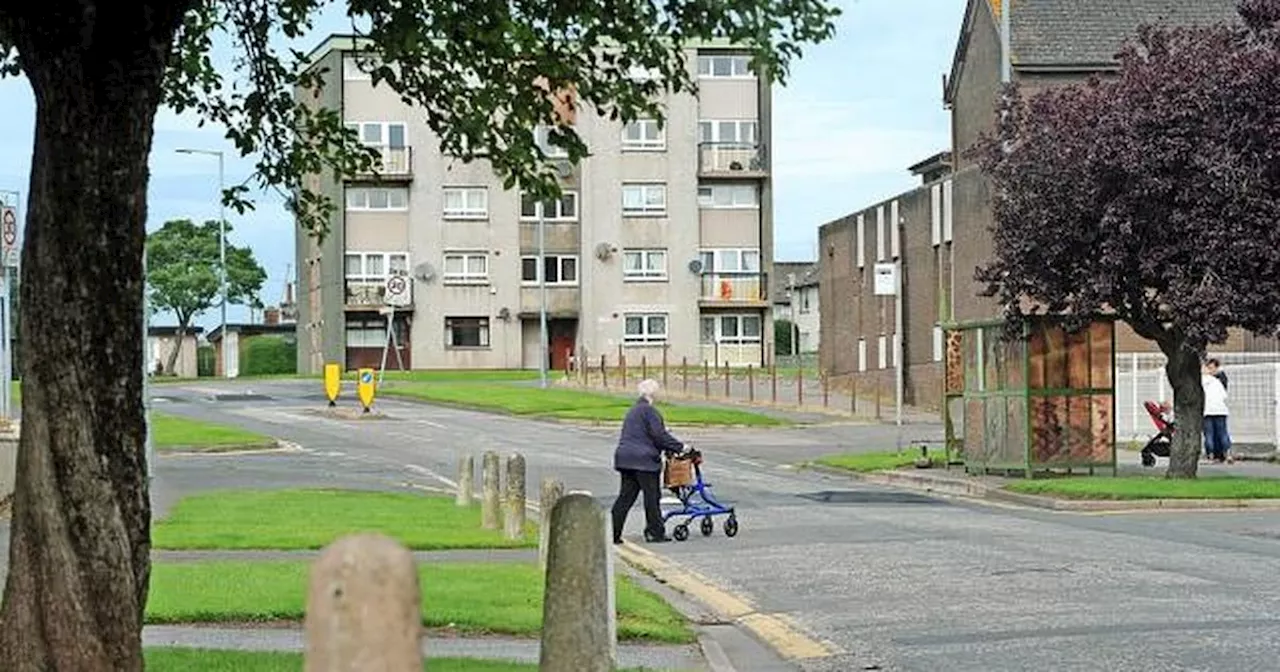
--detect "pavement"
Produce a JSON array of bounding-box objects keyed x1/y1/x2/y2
[{"x1": 5, "y1": 379, "x2": 1280, "y2": 671}]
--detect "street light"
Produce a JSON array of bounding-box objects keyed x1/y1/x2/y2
[{"x1": 175, "y1": 148, "x2": 229, "y2": 378}]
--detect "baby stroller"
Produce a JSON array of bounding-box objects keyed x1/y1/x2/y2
[
  {"x1": 1140, "y1": 400, "x2": 1175, "y2": 467},
  {"x1": 660, "y1": 448, "x2": 738, "y2": 542}
]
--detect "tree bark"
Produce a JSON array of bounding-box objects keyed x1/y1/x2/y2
[
  {"x1": 165, "y1": 317, "x2": 191, "y2": 377},
  {"x1": 1162, "y1": 341, "x2": 1204, "y2": 479},
  {"x1": 0, "y1": 2, "x2": 191, "y2": 670}
]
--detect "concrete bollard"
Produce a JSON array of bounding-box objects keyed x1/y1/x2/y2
[
  {"x1": 303, "y1": 533, "x2": 423, "y2": 672},
  {"x1": 504, "y1": 453, "x2": 527, "y2": 540},
  {"x1": 539, "y1": 493, "x2": 616, "y2": 672},
  {"x1": 538, "y1": 477, "x2": 565, "y2": 570},
  {"x1": 456, "y1": 453, "x2": 474, "y2": 507},
  {"x1": 482, "y1": 451, "x2": 501, "y2": 530}
]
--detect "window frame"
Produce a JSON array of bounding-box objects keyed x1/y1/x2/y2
[
  {"x1": 699, "y1": 314, "x2": 763, "y2": 345},
  {"x1": 696, "y1": 54, "x2": 754, "y2": 79},
  {"x1": 698, "y1": 248, "x2": 761, "y2": 274},
  {"x1": 622, "y1": 313, "x2": 669, "y2": 345},
  {"x1": 697, "y1": 184, "x2": 759, "y2": 209},
  {"x1": 445, "y1": 316, "x2": 491, "y2": 349},
  {"x1": 442, "y1": 187, "x2": 489, "y2": 220},
  {"x1": 621, "y1": 249, "x2": 668, "y2": 281},
  {"x1": 345, "y1": 186, "x2": 409, "y2": 211},
  {"x1": 344, "y1": 121, "x2": 408, "y2": 149},
  {"x1": 621, "y1": 119, "x2": 666, "y2": 151},
  {"x1": 520, "y1": 255, "x2": 580, "y2": 286},
  {"x1": 697, "y1": 119, "x2": 758, "y2": 145},
  {"x1": 343, "y1": 252, "x2": 410, "y2": 283},
  {"x1": 621, "y1": 183, "x2": 667, "y2": 217},
  {"x1": 519, "y1": 191, "x2": 579, "y2": 222},
  {"x1": 442, "y1": 252, "x2": 490, "y2": 284}
]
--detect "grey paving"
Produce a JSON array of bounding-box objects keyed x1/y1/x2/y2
[{"x1": 142, "y1": 625, "x2": 705, "y2": 670}]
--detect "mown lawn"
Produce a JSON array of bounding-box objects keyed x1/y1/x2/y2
[
  {"x1": 813, "y1": 449, "x2": 946, "y2": 473},
  {"x1": 150, "y1": 412, "x2": 275, "y2": 452},
  {"x1": 152, "y1": 489, "x2": 536, "y2": 551},
  {"x1": 1006, "y1": 476, "x2": 1280, "y2": 500}
]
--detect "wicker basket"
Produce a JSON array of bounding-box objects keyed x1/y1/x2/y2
[{"x1": 663, "y1": 457, "x2": 694, "y2": 488}]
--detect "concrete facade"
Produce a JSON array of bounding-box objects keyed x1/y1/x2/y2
[
  {"x1": 771, "y1": 261, "x2": 819, "y2": 354},
  {"x1": 819, "y1": 0, "x2": 1246, "y2": 412},
  {"x1": 294, "y1": 36, "x2": 774, "y2": 372},
  {"x1": 147, "y1": 327, "x2": 203, "y2": 378}
]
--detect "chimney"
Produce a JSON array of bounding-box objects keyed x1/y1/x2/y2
[{"x1": 264, "y1": 307, "x2": 281, "y2": 326}]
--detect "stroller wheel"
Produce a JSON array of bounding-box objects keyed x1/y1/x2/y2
[
  {"x1": 700, "y1": 517, "x2": 715, "y2": 537},
  {"x1": 724, "y1": 515, "x2": 739, "y2": 538},
  {"x1": 673, "y1": 524, "x2": 690, "y2": 542},
  {"x1": 1141, "y1": 452, "x2": 1155, "y2": 467}
]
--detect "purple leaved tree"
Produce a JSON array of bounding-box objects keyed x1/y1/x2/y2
[{"x1": 972, "y1": 0, "x2": 1280, "y2": 479}]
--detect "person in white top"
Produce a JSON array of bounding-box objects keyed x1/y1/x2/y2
[{"x1": 1201, "y1": 361, "x2": 1232, "y2": 463}]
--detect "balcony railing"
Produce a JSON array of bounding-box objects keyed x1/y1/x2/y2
[
  {"x1": 345, "y1": 280, "x2": 413, "y2": 308},
  {"x1": 698, "y1": 142, "x2": 768, "y2": 176},
  {"x1": 700, "y1": 272, "x2": 768, "y2": 303},
  {"x1": 352, "y1": 146, "x2": 413, "y2": 180}
]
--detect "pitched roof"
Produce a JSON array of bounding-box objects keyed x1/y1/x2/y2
[
  {"x1": 1010, "y1": 0, "x2": 1242, "y2": 68},
  {"x1": 771, "y1": 262, "x2": 820, "y2": 303}
]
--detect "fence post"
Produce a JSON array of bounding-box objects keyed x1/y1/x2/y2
[
  {"x1": 681, "y1": 356, "x2": 689, "y2": 394},
  {"x1": 455, "y1": 454, "x2": 473, "y2": 507},
  {"x1": 822, "y1": 370, "x2": 829, "y2": 408},
  {"x1": 481, "y1": 451, "x2": 501, "y2": 530},
  {"x1": 540, "y1": 494, "x2": 616, "y2": 672},
  {"x1": 850, "y1": 374, "x2": 858, "y2": 416},
  {"x1": 600, "y1": 354, "x2": 608, "y2": 389},
  {"x1": 662, "y1": 346, "x2": 669, "y2": 390},
  {"x1": 1130, "y1": 352, "x2": 1140, "y2": 442},
  {"x1": 703, "y1": 361, "x2": 710, "y2": 399},
  {"x1": 1274, "y1": 364, "x2": 1280, "y2": 454},
  {"x1": 620, "y1": 355, "x2": 628, "y2": 389},
  {"x1": 797, "y1": 366, "x2": 804, "y2": 407},
  {"x1": 723, "y1": 361, "x2": 731, "y2": 398},
  {"x1": 304, "y1": 534, "x2": 422, "y2": 671},
  {"x1": 747, "y1": 364, "x2": 755, "y2": 403},
  {"x1": 504, "y1": 453, "x2": 526, "y2": 541},
  {"x1": 770, "y1": 362, "x2": 778, "y2": 404},
  {"x1": 641, "y1": 355, "x2": 648, "y2": 381},
  {"x1": 539, "y1": 477, "x2": 565, "y2": 571}
]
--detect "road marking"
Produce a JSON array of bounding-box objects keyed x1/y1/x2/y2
[
  {"x1": 405, "y1": 463, "x2": 456, "y2": 488},
  {"x1": 410, "y1": 418, "x2": 447, "y2": 429},
  {"x1": 698, "y1": 635, "x2": 738, "y2": 672},
  {"x1": 613, "y1": 542, "x2": 837, "y2": 660}
]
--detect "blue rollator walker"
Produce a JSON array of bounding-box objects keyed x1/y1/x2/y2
[{"x1": 661, "y1": 448, "x2": 738, "y2": 542}]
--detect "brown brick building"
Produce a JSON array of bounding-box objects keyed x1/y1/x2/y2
[{"x1": 818, "y1": 0, "x2": 1243, "y2": 412}]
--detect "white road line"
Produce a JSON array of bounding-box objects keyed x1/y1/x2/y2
[
  {"x1": 410, "y1": 419, "x2": 447, "y2": 429},
  {"x1": 406, "y1": 463, "x2": 456, "y2": 488}
]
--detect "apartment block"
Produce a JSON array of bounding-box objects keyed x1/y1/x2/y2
[{"x1": 293, "y1": 36, "x2": 774, "y2": 373}]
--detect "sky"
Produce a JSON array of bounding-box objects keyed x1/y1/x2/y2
[{"x1": 0, "y1": 0, "x2": 965, "y2": 329}]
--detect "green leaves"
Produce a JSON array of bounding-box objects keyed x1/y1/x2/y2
[
  {"x1": 159, "y1": 0, "x2": 839, "y2": 242},
  {"x1": 146, "y1": 219, "x2": 268, "y2": 329}
]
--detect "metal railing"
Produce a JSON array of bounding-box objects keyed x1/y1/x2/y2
[
  {"x1": 698, "y1": 142, "x2": 767, "y2": 174},
  {"x1": 699, "y1": 272, "x2": 768, "y2": 302}
]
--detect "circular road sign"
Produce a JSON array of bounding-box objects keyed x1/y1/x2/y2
[
  {"x1": 2, "y1": 209, "x2": 15, "y2": 246},
  {"x1": 386, "y1": 275, "x2": 407, "y2": 296}
]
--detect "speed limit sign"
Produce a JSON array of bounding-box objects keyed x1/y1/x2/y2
[
  {"x1": 384, "y1": 275, "x2": 410, "y2": 307},
  {"x1": 2, "y1": 207, "x2": 18, "y2": 268}
]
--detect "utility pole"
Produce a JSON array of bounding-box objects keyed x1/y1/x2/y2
[
  {"x1": 176, "y1": 148, "x2": 229, "y2": 377},
  {"x1": 0, "y1": 189, "x2": 18, "y2": 421},
  {"x1": 538, "y1": 204, "x2": 549, "y2": 389}
]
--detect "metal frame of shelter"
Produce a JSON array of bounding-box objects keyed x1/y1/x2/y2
[{"x1": 941, "y1": 315, "x2": 1118, "y2": 477}]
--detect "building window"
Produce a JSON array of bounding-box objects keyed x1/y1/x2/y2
[
  {"x1": 622, "y1": 183, "x2": 667, "y2": 216},
  {"x1": 622, "y1": 119, "x2": 665, "y2": 150},
  {"x1": 534, "y1": 125, "x2": 570, "y2": 158},
  {"x1": 696, "y1": 54, "x2": 753, "y2": 78},
  {"x1": 701, "y1": 314, "x2": 762, "y2": 344},
  {"x1": 623, "y1": 313, "x2": 668, "y2": 345},
  {"x1": 443, "y1": 187, "x2": 488, "y2": 219},
  {"x1": 878, "y1": 334, "x2": 888, "y2": 369},
  {"x1": 520, "y1": 191, "x2": 579, "y2": 221},
  {"x1": 697, "y1": 120, "x2": 758, "y2": 145},
  {"x1": 346, "y1": 316, "x2": 406, "y2": 348},
  {"x1": 622, "y1": 249, "x2": 667, "y2": 281},
  {"x1": 521, "y1": 255, "x2": 579, "y2": 286},
  {"x1": 344, "y1": 252, "x2": 409, "y2": 282},
  {"x1": 699, "y1": 248, "x2": 761, "y2": 273},
  {"x1": 445, "y1": 317, "x2": 490, "y2": 348},
  {"x1": 697, "y1": 184, "x2": 758, "y2": 209},
  {"x1": 344, "y1": 121, "x2": 407, "y2": 149},
  {"x1": 858, "y1": 338, "x2": 867, "y2": 372},
  {"x1": 345, "y1": 187, "x2": 408, "y2": 211},
  {"x1": 443, "y1": 252, "x2": 489, "y2": 283},
  {"x1": 933, "y1": 326, "x2": 944, "y2": 362},
  {"x1": 799, "y1": 289, "x2": 812, "y2": 314}
]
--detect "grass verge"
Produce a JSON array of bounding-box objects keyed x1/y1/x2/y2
[
  {"x1": 153, "y1": 489, "x2": 536, "y2": 551},
  {"x1": 813, "y1": 449, "x2": 946, "y2": 473},
  {"x1": 1005, "y1": 476, "x2": 1280, "y2": 500},
  {"x1": 146, "y1": 561, "x2": 694, "y2": 644},
  {"x1": 384, "y1": 383, "x2": 786, "y2": 427},
  {"x1": 145, "y1": 648, "x2": 667, "y2": 672},
  {"x1": 151, "y1": 412, "x2": 276, "y2": 452}
]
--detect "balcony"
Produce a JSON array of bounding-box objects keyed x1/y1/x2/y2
[
  {"x1": 699, "y1": 272, "x2": 768, "y2": 306},
  {"x1": 698, "y1": 142, "x2": 768, "y2": 178},
  {"x1": 345, "y1": 280, "x2": 414, "y2": 310},
  {"x1": 350, "y1": 146, "x2": 413, "y2": 181}
]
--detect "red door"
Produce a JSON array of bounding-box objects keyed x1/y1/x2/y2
[{"x1": 550, "y1": 334, "x2": 574, "y2": 371}]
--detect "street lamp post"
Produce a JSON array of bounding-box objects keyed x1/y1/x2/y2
[
  {"x1": 538, "y1": 205, "x2": 549, "y2": 389},
  {"x1": 175, "y1": 148, "x2": 228, "y2": 378}
]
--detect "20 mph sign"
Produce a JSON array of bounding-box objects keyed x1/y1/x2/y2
[
  {"x1": 1, "y1": 207, "x2": 17, "y2": 269},
  {"x1": 384, "y1": 274, "x2": 411, "y2": 307}
]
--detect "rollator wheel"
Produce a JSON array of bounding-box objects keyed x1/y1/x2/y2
[
  {"x1": 724, "y1": 516, "x2": 739, "y2": 538},
  {"x1": 700, "y1": 517, "x2": 715, "y2": 537},
  {"x1": 673, "y1": 525, "x2": 690, "y2": 542}
]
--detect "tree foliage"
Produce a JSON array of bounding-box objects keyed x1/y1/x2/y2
[
  {"x1": 146, "y1": 218, "x2": 267, "y2": 373},
  {"x1": 971, "y1": 0, "x2": 1280, "y2": 477}
]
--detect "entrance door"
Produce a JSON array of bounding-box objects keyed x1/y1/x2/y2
[{"x1": 548, "y1": 319, "x2": 577, "y2": 371}]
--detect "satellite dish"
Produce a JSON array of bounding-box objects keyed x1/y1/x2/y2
[
  {"x1": 414, "y1": 262, "x2": 436, "y2": 283},
  {"x1": 687, "y1": 259, "x2": 704, "y2": 274},
  {"x1": 594, "y1": 242, "x2": 614, "y2": 261},
  {"x1": 497, "y1": 307, "x2": 511, "y2": 320},
  {"x1": 554, "y1": 161, "x2": 573, "y2": 178}
]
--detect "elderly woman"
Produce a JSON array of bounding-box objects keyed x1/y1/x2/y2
[{"x1": 611, "y1": 379, "x2": 686, "y2": 544}]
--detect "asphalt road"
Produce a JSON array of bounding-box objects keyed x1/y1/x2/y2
[{"x1": 9, "y1": 379, "x2": 1280, "y2": 672}]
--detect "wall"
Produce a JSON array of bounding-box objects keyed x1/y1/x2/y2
[
  {"x1": 148, "y1": 334, "x2": 200, "y2": 378},
  {"x1": 949, "y1": 0, "x2": 1003, "y2": 173}
]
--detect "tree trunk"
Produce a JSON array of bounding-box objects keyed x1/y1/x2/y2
[
  {"x1": 165, "y1": 318, "x2": 190, "y2": 377},
  {"x1": 0, "y1": 3, "x2": 191, "y2": 670},
  {"x1": 1162, "y1": 342, "x2": 1204, "y2": 479}
]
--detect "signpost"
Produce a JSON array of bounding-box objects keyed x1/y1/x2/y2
[
  {"x1": 356, "y1": 367, "x2": 376, "y2": 413},
  {"x1": 873, "y1": 261, "x2": 904, "y2": 432},
  {"x1": 377, "y1": 275, "x2": 409, "y2": 386},
  {"x1": 0, "y1": 199, "x2": 20, "y2": 422}
]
